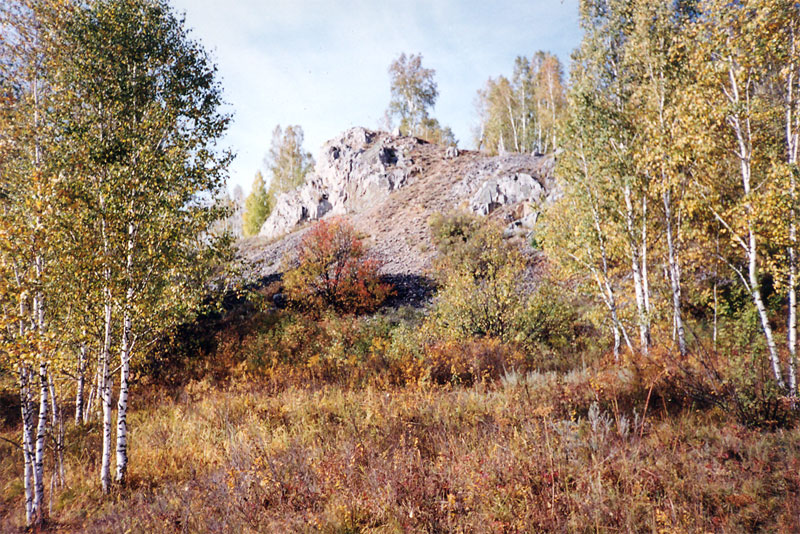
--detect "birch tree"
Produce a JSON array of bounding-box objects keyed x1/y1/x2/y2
[
  {"x1": 765, "y1": 3, "x2": 800, "y2": 394},
  {"x1": 52, "y1": 0, "x2": 232, "y2": 489},
  {"x1": 475, "y1": 53, "x2": 565, "y2": 155},
  {"x1": 264, "y1": 125, "x2": 315, "y2": 197},
  {"x1": 0, "y1": 0, "x2": 70, "y2": 524},
  {"x1": 386, "y1": 53, "x2": 456, "y2": 146},
  {"x1": 685, "y1": 0, "x2": 788, "y2": 388},
  {"x1": 626, "y1": 1, "x2": 697, "y2": 357},
  {"x1": 563, "y1": 0, "x2": 653, "y2": 354}
]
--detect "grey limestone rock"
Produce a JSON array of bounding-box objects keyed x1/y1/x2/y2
[{"x1": 259, "y1": 127, "x2": 418, "y2": 239}]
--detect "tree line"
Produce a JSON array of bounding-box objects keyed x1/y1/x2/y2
[
  {"x1": 544, "y1": 0, "x2": 800, "y2": 396},
  {"x1": 0, "y1": 0, "x2": 230, "y2": 526}
]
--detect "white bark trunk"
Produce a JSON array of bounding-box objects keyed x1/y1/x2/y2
[
  {"x1": 76, "y1": 342, "x2": 86, "y2": 424},
  {"x1": 785, "y1": 22, "x2": 799, "y2": 395},
  {"x1": 48, "y1": 374, "x2": 63, "y2": 487},
  {"x1": 100, "y1": 297, "x2": 113, "y2": 493},
  {"x1": 547, "y1": 68, "x2": 558, "y2": 151},
  {"x1": 520, "y1": 83, "x2": 528, "y2": 151},
  {"x1": 84, "y1": 377, "x2": 95, "y2": 424},
  {"x1": 115, "y1": 293, "x2": 133, "y2": 483},
  {"x1": 20, "y1": 366, "x2": 35, "y2": 526},
  {"x1": 578, "y1": 147, "x2": 634, "y2": 357},
  {"x1": 748, "y1": 235, "x2": 784, "y2": 388},
  {"x1": 663, "y1": 188, "x2": 687, "y2": 356},
  {"x1": 115, "y1": 220, "x2": 136, "y2": 484},
  {"x1": 641, "y1": 196, "x2": 651, "y2": 334},
  {"x1": 725, "y1": 60, "x2": 785, "y2": 388},
  {"x1": 624, "y1": 184, "x2": 650, "y2": 354},
  {"x1": 32, "y1": 362, "x2": 48, "y2": 522},
  {"x1": 504, "y1": 94, "x2": 520, "y2": 152}
]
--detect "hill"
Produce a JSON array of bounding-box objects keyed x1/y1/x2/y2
[{"x1": 238, "y1": 127, "x2": 556, "y2": 280}]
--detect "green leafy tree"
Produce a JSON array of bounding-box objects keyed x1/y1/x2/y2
[
  {"x1": 243, "y1": 171, "x2": 271, "y2": 236},
  {"x1": 386, "y1": 53, "x2": 456, "y2": 146},
  {"x1": 51, "y1": 0, "x2": 232, "y2": 490},
  {"x1": 264, "y1": 124, "x2": 314, "y2": 200}
]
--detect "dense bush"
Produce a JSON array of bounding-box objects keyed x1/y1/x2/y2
[
  {"x1": 666, "y1": 346, "x2": 798, "y2": 429},
  {"x1": 428, "y1": 221, "x2": 529, "y2": 340},
  {"x1": 427, "y1": 216, "x2": 579, "y2": 353},
  {"x1": 428, "y1": 210, "x2": 483, "y2": 260},
  {"x1": 282, "y1": 218, "x2": 392, "y2": 314}
]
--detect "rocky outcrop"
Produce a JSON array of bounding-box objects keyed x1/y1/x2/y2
[
  {"x1": 246, "y1": 127, "x2": 557, "y2": 278},
  {"x1": 259, "y1": 127, "x2": 421, "y2": 240}
]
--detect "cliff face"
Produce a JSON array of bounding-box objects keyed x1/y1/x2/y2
[{"x1": 242, "y1": 127, "x2": 557, "y2": 278}]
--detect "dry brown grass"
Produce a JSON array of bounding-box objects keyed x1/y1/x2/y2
[
  {"x1": 2, "y1": 305, "x2": 800, "y2": 533},
  {"x1": 3, "y1": 370, "x2": 800, "y2": 533}
]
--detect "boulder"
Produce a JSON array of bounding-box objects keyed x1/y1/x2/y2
[{"x1": 468, "y1": 172, "x2": 545, "y2": 216}]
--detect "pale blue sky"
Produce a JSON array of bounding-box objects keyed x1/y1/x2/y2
[{"x1": 169, "y1": 0, "x2": 582, "y2": 195}]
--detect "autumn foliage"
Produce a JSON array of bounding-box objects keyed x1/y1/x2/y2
[{"x1": 283, "y1": 218, "x2": 392, "y2": 314}]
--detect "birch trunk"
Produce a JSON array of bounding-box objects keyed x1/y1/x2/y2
[
  {"x1": 48, "y1": 374, "x2": 63, "y2": 486},
  {"x1": 115, "y1": 220, "x2": 136, "y2": 484},
  {"x1": 536, "y1": 100, "x2": 543, "y2": 154},
  {"x1": 520, "y1": 82, "x2": 528, "y2": 151},
  {"x1": 504, "y1": 94, "x2": 520, "y2": 152},
  {"x1": 75, "y1": 342, "x2": 86, "y2": 424},
  {"x1": 100, "y1": 294, "x2": 113, "y2": 493},
  {"x1": 115, "y1": 291, "x2": 133, "y2": 483},
  {"x1": 547, "y1": 69, "x2": 558, "y2": 151},
  {"x1": 590, "y1": 212, "x2": 634, "y2": 359},
  {"x1": 624, "y1": 184, "x2": 650, "y2": 354},
  {"x1": 747, "y1": 234, "x2": 783, "y2": 388},
  {"x1": 20, "y1": 365, "x2": 35, "y2": 526},
  {"x1": 785, "y1": 21, "x2": 799, "y2": 395},
  {"x1": 578, "y1": 146, "x2": 634, "y2": 357},
  {"x1": 32, "y1": 362, "x2": 48, "y2": 522},
  {"x1": 641, "y1": 196, "x2": 651, "y2": 336},
  {"x1": 663, "y1": 188, "x2": 687, "y2": 356},
  {"x1": 83, "y1": 376, "x2": 95, "y2": 424},
  {"x1": 725, "y1": 61, "x2": 784, "y2": 388}
]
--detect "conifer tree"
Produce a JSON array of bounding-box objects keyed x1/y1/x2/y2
[{"x1": 243, "y1": 171, "x2": 271, "y2": 237}]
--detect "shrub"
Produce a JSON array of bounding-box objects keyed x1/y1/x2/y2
[
  {"x1": 283, "y1": 218, "x2": 392, "y2": 314},
  {"x1": 428, "y1": 221, "x2": 529, "y2": 341},
  {"x1": 428, "y1": 211, "x2": 483, "y2": 259},
  {"x1": 516, "y1": 279, "x2": 580, "y2": 351}
]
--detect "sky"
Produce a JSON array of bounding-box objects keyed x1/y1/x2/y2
[{"x1": 169, "y1": 0, "x2": 582, "y2": 196}]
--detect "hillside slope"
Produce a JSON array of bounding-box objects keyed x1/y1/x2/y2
[{"x1": 239, "y1": 127, "x2": 556, "y2": 279}]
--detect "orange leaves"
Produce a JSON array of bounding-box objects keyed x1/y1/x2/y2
[{"x1": 283, "y1": 218, "x2": 392, "y2": 315}]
